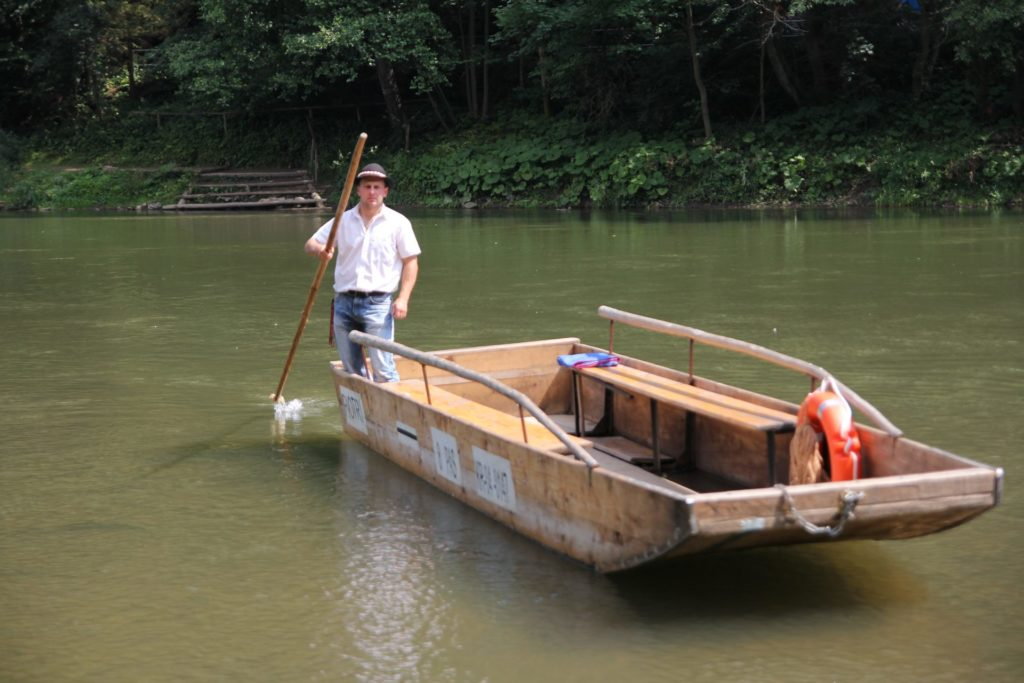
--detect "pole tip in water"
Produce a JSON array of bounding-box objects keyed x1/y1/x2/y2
[{"x1": 274, "y1": 398, "x2": 304, "y2": 421}]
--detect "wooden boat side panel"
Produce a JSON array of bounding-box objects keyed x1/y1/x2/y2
[
  {"x1": 332, "y1": 364, "x2": 694, "y2": 572},
  {"x1": 694, "y1": 418, "x2": 792, "y2": 487},
  {"x1": 394, "y1": 338, "x2": 579, "y2": 414},
  {"x1": 665, "y1": 468, "x2": 1001, "y2": 555},
  {"x1": 859, "y1": 427, "x2": 993, "y2": 477},
  {"x1": 394, "y1": 338, "x2": 579, "y2": 381}
]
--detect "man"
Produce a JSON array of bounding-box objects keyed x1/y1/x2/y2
[{"x1": 305, "y1": 163, "x2": 420, "y2": 382}]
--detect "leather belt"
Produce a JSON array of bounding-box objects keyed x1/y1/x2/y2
[{"x1": 339, "y1": 290, "x2": 389, "y2": 298}]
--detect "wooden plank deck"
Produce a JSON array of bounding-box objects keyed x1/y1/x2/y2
[{"x1": 386, "y1": 380, "x2": 591, "y2": 454}]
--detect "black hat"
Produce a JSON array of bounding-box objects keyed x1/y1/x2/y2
[{"x1": 356, "y1": 163, "x2": 390, "y2": 187}]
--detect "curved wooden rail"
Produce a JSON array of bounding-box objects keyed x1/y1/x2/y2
[
  {"x1": 348, "y1": 331, "x2": 600, "y2": 469},
  {"x1": 598, "y1": 306, "x2": 902, "y2": 437}
]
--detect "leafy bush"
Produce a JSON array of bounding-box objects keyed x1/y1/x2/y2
[
  {"x1": 7, "y1": 94, "x2": 1022, "y2": 210},
  {"x1": 374, "y1": 102, "x2": 1022, "y2": 209},
  {"x1": 1, "y1": 165, "x2": 191, "y2": 210}
]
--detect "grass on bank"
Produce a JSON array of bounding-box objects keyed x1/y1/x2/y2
[{"x1": 0, "y1": 163, "x2": 193, "y2": 210}]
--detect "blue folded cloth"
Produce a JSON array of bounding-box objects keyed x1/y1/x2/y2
[{"x1": 557, "y1": 352, "x2": 620, "y2": 369}]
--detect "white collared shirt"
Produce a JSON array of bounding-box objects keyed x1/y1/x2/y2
[{"x1": 311, "y1": 204, "x2": 421, "y2": 293}]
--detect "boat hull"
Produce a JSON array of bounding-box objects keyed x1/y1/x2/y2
[
  {"x1": 328, "y1": 333, "x2": 1002, "y2": 573},
  {"x1": 333, "y1": 363, "x2": 696, "y2": 571}
]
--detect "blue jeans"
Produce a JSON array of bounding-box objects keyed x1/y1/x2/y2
[{"x1": 333, "y1": 293, "x2": 399, "y2": 382}]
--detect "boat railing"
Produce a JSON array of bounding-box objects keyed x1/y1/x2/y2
[
  {"x1": 598, "y1": 306, "x2": 902, "y2": 437},
  {"x1": 348, "y1": 331, "x2": 601, "y2": 469}
]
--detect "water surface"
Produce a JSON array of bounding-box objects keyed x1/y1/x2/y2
[{"x1": 1, "y1": 208, "x2": 1021, "y2": 682}]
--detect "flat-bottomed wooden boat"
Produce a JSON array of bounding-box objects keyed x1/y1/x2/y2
[{"x1": 329, "y1": 306, "x2": 1003, "y2": 572}]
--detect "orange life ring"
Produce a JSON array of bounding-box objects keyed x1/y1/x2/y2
[{"x1": 797, "y1": 390, "x2": 862, "y2": 481}]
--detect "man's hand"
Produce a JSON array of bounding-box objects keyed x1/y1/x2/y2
[
  {"x1": 392, "y1": 297, "x2": 409, "y2": 320},
  {"x1": 304, "y1": 237, "x2": 334, "y2": 261}
]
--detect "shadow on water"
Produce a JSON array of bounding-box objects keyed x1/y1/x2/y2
[
  {"x1": 136, "y1": 404, "x2": 346, "y2": 480},
  {"x1": 603, "y1": 542, "x2": 927, "y2": 621},
  {"x1": 135, "y1": 413, "x2": 270, "y2": 479}
]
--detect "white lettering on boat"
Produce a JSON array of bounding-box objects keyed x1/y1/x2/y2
[
  {"x1": 472, "y1": 447, "x2": 517, "y2": 512},
  {"x1": 740, "y1": 517, "x2": 766, "y2": 531},
  {"x1": 430, "y1": 428, "x2": 462, "y2": 486},
  {"x1": 339, "y1": 387, "x2": 367, "y2": 433}
]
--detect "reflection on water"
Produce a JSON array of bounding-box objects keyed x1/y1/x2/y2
[{"x1": 0, "y1": 209, "x2": 1021, "y2": 682}]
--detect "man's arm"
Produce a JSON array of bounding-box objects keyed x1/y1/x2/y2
[
  {"x1": 305, "y1": 236, "x2": 334, "y2": 261},
  {"x1": 392, "y1": 255, "x2": 418, "y2": 320}
]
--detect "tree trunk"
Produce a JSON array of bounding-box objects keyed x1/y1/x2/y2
[
  {"x1": 427, "y1": 92, "x2": 451, "y2": 131},
  {"x1": 759, "y1": 38, "x2": 766, "y2": 124},
  {"x1": 912, "y1": 1, "x2": 943, "y2": 100},
  {"x1": 686, "y1": 2, "x2": 713, "y2": 139},
  {"x1": 435, "y1": 84, "x2": 457, "y2": 125},
  {"x1": 465, "y1": 0, "x2": 478, "y2": 118},
  {"x1": 375, "y1": 58, "x2": 409, "y2": 147},
  {"x1": 128, "y1": 49, "x2": 137, "y2": 99},
  {"x1": 803, "y1": 10, "x2": 828, "y2": 102},
  {"x1": 1014, "y1": 55, "x2": 1024, "y2": 120},
  {"x1": 85, "y1": 60, "x2": 104, "y2": 118},
  {"x1": 306, "y1": 108, "x2": 318, "y2": 182},
  {"x1": 761, "y1": 9, "x2": 801, "y2": 107},
  {"x1": 481, "y1": 0, "x2": 491, "y2": 120},
  {"x1": 538, "y1": 46, "x2": 551, "y2": 117}
]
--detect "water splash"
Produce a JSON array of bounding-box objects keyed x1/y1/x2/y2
[{"x1": 273, "y1": 398, "x2": 304, "y2": 422}]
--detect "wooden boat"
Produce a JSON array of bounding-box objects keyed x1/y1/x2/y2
[{"x1": 329, "y1": 306, "x2": 1003, "y2": 572}]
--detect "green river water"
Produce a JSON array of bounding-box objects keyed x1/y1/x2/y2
[{"x1": 1, "y1": 209, "x2": 1021, "y2": 682}]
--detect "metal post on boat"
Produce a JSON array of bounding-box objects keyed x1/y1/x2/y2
[
  {"x1": 608, "y1": 320, "x2": 615, "y2": 353},
  {"x1": 421, "y1": 363, "x2": 433, "y2": 405},
  {"x1": 688, "y1": 339, "x2": 695, "y2": 384},
  {"x1": 361, "y1": 348, "x2": 372, "y2": 380},
  {"x1": 518, "y1": 405, "x2": 528, "y2": 443},
  {"x1": 650, "y1": 400, "x2": 661, "y2": 474}
]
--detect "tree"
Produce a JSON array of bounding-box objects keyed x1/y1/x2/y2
[
  {"x1": 686, "y1": 1, "x2": 712, "y2": 139},
  {"x1": 164, "y1": 0, "x2": 455, "y2": 139},
  {"x1": 943, "y1": 0, "x2": 1024, "y2": 117},
  {"x1": 493, "y1": 0, "x2": 700, "y2": 127},
  {"x1": 0, "y1": 0, "x2": 190, "y2": 129}
]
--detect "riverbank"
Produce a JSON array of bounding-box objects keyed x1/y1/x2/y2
[
  {"x1": 3, "y1": 106, "x2": 1022, "y2": 211},
  {"x1": 0, "y1": 164, "x2": 193, "y2": 212}
]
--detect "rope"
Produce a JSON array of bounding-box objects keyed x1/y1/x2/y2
[{"x1": 774, "y1": 484, "x2": 864, "y2": 538}]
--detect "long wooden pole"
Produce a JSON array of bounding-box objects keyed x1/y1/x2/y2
[{"x1": 272, "y1": 132, "x2": 367, "y2": 403}]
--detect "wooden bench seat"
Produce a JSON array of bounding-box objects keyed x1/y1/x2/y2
[
  {"x1": 572, "y1": 362, "x2": 796, "y2": 482},
  {"x1": 575, "y1": 364, "x2": 796, "y2": 432},
  {"x1": 386, "y1": 380, "x2": 590, "y2": 454}
]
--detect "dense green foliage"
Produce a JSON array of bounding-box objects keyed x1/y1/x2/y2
[
  {"x1": 384, "y1": 96, "x2": 1023, "y2": 208},
  {"x1": 1, "y1": 0, "x2": 1022, "y2": 209},
  {"x1": 1, "y1": 165, "x2": 190, "y2": 210}
]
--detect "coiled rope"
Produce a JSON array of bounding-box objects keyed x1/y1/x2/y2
[{"x1": 775, "y1": 484, "x2": 865, "y2": 538}]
